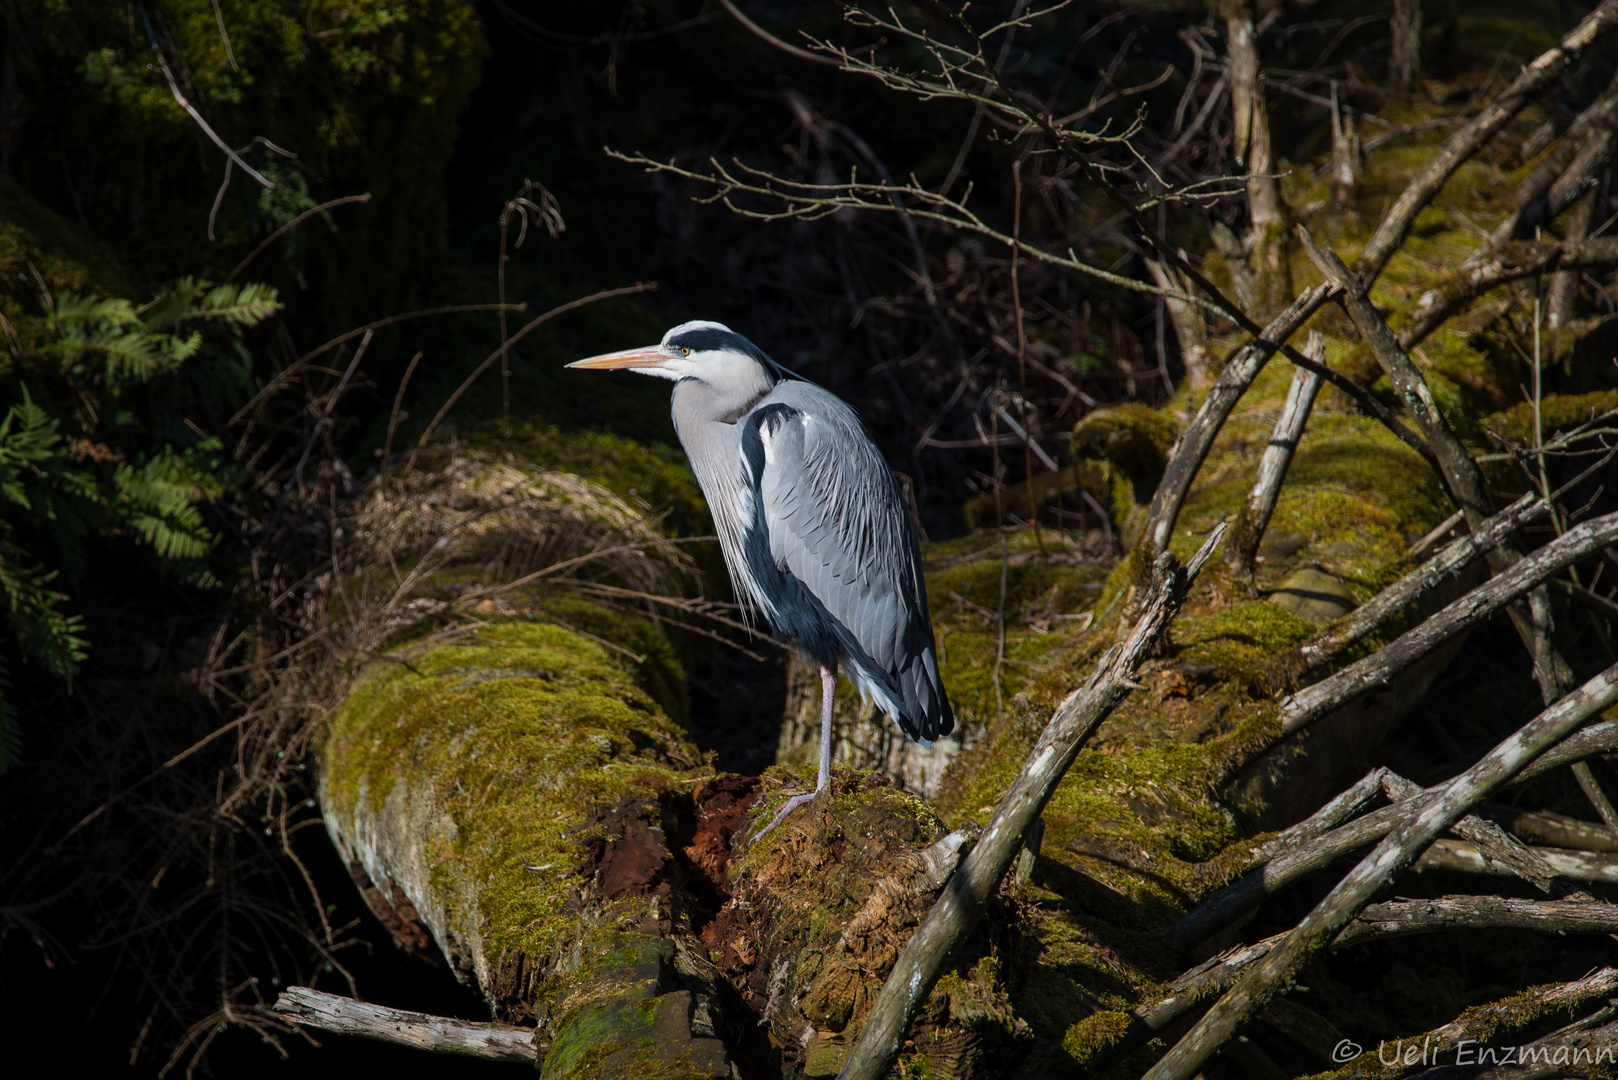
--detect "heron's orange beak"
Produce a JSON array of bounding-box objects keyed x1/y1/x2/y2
[{"x1": 565, "y1": 344, "x2": 677, "y2": 371}]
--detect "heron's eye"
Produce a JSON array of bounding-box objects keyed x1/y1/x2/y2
[{"x1": 680, "y1": 347, "x2": 690, "y2": 356}]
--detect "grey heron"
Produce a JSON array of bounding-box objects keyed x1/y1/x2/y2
[{"x1": 568, "y1": 320, "x2": 954, "y2": 837}]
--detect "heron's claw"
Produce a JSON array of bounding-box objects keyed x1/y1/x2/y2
[{"x1": 752, "y1": 790, "x2": 819, "y2": 842}]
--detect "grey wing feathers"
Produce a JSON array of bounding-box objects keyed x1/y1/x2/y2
[{"x1": 751, "y1": 383, "x2": 954, "y2": 740}]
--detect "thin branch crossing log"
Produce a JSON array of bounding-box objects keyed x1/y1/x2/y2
[
  {"x1": 835, "y1": 526, "x2": 1227, "y2": 1080},
  {"x1": 1227, "y1": 332, "x2": 1323, "y2": 573}
]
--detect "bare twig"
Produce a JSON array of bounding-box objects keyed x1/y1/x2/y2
[
  {"x1": 835, "y1": 525, "x2": 1227, "y2": 1080},
  {"x1": 1145, "y1": 660, "x2": 1618, "y2": 1080},
  {"x1": 379, "y1": 351, "x2": 425, "y2": 492},
  {"x1": 229, "y1": 304, "x2": 525, "y2": 427},
  {"x1": 715, "y1": 0, "x2": 841, "y2": 66},
  {"x1": 138, "y1": 2, "x2": 275, "y2": 186},
  {"x1": 225, "y1": 194, "x2": 371, "y2": 283}
]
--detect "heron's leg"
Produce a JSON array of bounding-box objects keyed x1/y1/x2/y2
[{"x1": 753, "y1": 663, "x2": 837, "y2": 841}]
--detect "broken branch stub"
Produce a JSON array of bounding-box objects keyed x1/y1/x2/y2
[
  {"x1": 836, "y1": 525, "x2": 1227, "y2": 1080},
  {"x1": 1226, "y1": 331, "x2": 1323, "y2": 574},
  {"x1": 272, "y1": 987, "x2": 537, "y2": 1063}
]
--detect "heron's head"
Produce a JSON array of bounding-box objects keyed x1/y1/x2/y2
[{"x1": 566, "y1": 320, "x2": 779, "y2": 386}]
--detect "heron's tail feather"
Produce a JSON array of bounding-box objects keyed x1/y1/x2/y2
[
  {"x1": 841, "y1": 643, "x2": 954, "y2": 744},
  {"x1": 895, "y1": 643, "x2": 954, "y2": 742}
]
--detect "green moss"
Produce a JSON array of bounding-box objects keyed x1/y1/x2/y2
[
  {"x1": 1485, "y1": 390, "x2": 1618, "y2": 447},
  {"x1": 1071, "y1": 404, "x2": 1181, "y2": 544},
  {"x1": 919, "y1": 530, "x2": 1108, "y2": 727},
  {"x1": 1061, "y1": 1010, "x2": 1133, "y2": 1070},
  {"x1": 321, "y1": 619, "x2": 701, "y2": 962},
  {"x1": 1175, "y1": 601, "x2": 1319, "y2": 676}
]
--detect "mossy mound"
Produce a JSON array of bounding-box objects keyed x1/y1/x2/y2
[
  {"x1": 707, "y1": 770, "x2": 1023, "y2": 1078},
  {"x1": 467, "y1": 421, "x2": 712, "y2": 542}
]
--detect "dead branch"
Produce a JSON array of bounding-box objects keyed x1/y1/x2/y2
[
  {"x1": 1273, "y1": 509, "x2": 1618, "y2": 739},
  {"x1": 1144, "y1": 259, "x2": 1213, "y2": 391},
  {"x1": 1112, "y1": 895, "x2": 1618, "y2": 1068},
  {"x1": 1389, "y1": 0, "x2": 1421, "y2": 92},
  {"x1": 1286, "y1": 491, "x2": 1548, "y2": 675},
  {"x1": 1301, "y1": 227, "x2": 1495, "y2": 524},
  {"x1": 1338, "y1": 895, "x2": 1618, "y2": 947},
  {"x1": 1221, "y1": 0, "x2": 1288, "y2": 314},
  {"x1": 1572, "y1": 761, "x2": 1618, "y2": 842},
  {"x1": 1488, "y1": 67, "x2": 1618, "y2": 250},
  {"x1": 1356, "y1": 0, "x2": 1618, "y2": 282},
  {"x1": 1171, "y1": 767, "x2": 1556, "y2": 948},
  {"x1": 1403, "y1": 236, "x2": 1618, "y2": 349},
  {"x1": 1226, "y1": 332, "x2": 1323, "y2": 573},
  {"x1": 1385, "y1": 969, "x2": 1618, "y2": 1080},
  {"x1": 1144, "y1": 660, "x2": 1618, "y2": 1080},
  {"x1": 1415, "y1": 838, "x2": 1618, "y2": 884},
  {"x1": 271, "y1": 986, "x2": 536, "y2": 1063},
  {"x1": 834, "y1": 525, "x2": 1228, "y2": 1080},
  {"x1": 1249, "y1": 766, "x2": 1395, "y2": 863}
]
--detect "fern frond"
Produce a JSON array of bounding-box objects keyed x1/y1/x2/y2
[
  {"x1": 0, "y1": 391, "x2": 64, "y2": 510},
  {"x1": 113, "y1": 451, "x2": 219, "y2": 560},
  {"x1": 190, "y1": 283, "x2": 282, "y2": 327},
  {"x1": 0, "y1": 538, "x2": 88, "y2": 682}
]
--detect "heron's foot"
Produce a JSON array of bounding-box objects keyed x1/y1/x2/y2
[{"x1": 752, "y1": 789, "x2": 821, "y2": 842}]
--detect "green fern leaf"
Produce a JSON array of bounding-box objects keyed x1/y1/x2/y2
[{"x1": 190, "y1": 283, "x2": 283, "y2": 327}]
